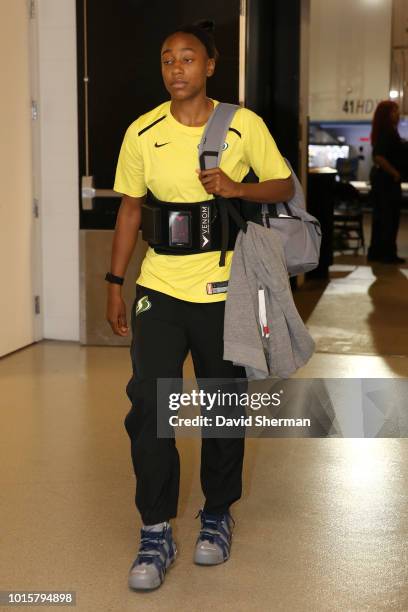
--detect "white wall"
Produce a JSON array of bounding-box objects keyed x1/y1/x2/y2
[
  {"x1": 390, "y1": 0, "x2": 408, "y2": 115},
  {"x1": 309, "y1": 0, "x2": 393, "y2": 121},
  {"x1": 37, "y1": 0, "x2": 79, "y2": 340}
]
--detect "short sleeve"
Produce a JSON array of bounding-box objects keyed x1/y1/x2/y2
[
  {"x1": 113, "y1": 122, "x2": 147, "y2": 197},
  {"x1": 241, "y1": 109, "x2": 291, "y2": 181}
]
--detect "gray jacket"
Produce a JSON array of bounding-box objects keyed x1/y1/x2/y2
[{"x1": 223, "y1": 221, "x2": 315, "y2": 379}]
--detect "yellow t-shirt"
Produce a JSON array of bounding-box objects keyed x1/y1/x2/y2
[{"x1": 113, "y1": 99, "x2": 291, "y2": 302}]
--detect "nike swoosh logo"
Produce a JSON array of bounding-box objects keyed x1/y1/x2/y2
[{"x1": 154, "y1": 142, "x2": 170, "y2": 148}]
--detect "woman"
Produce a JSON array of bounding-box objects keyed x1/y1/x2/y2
[
  {"x1": 106, "y1": 22, "x2": 294, "y2": 591},
  {"x1": 368, "y1": 100, "x2": 407, "y2": 264}
]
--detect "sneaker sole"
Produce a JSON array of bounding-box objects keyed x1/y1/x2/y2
[
  {"x1": 193, "y1": 547, "x2": 230, "y2": 566},
  {"x1": 193, "y1": 555, "x2": 229, "y2": 566}
]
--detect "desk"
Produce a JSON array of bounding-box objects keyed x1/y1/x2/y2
[
  {"x1": 309, "y1": 166, "x2": 338, "y2": 176},
  {"x1": 350, "y1": 180, "x2": 408, "y2": 195}
]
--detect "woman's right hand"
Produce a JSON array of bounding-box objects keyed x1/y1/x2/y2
[{"x1": 106, "y1": 287, "x2": 129, "y2": 336}]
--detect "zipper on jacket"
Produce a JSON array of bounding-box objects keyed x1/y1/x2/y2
[{"x1": 258, "y1": 288, "x2": 270, "y2": 338}]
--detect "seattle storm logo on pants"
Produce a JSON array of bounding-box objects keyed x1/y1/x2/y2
[{"x1": 135, "y1": 295, "x2": 151, "y2": 316}]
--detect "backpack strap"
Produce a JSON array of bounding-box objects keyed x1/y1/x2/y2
[
  {"x1": 198, "y1": 102, "x2": 241, "y2": 170},
  {"x1": 217, "y1": 197, "x2": 248, "y2": 266},
  {"x1": 198, "y1": 103, "x2": 247, "y2": 266}
]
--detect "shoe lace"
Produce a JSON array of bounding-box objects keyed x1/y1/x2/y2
[
  {"x1": 195, "y1": 509, "x2": 235, "y2": 544},
  {"x1": 136, "y1": 530, "x2": 167, "y2": 566}
]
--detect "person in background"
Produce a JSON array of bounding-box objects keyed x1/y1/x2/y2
[{"x1": 367, "y1": 100, "x2": 407, "y2": 264}]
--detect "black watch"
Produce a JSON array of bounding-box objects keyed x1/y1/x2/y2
[{"x1": 105, "y1": 272, "x2": 124, "y2": 285}]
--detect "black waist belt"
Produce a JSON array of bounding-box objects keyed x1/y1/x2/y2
[{"x1": 141, "y1": 193, "x2": 249, "y2": 266}]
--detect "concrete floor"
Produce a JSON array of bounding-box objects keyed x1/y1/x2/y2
[{"x1": 1, "y1": 215, "x2": 408, "y2": 611}]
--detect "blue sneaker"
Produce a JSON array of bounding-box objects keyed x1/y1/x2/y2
[
  {"x1": 128, "y1": 523, "x2": 177, "y2": 591},
  {"x1": 194, "y1": 509, "x2": 235, "y2": 565}
]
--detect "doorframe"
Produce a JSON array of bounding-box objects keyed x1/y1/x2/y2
[
  {"x1": 299, "y1": 0, "x2": 310, "y2": 192},
  {"x1": 28, "y1": 0, "x2": 43, "y2": 341},
  {"x1": 239, "y1": 0, "x2": 247, "y2": 106}
]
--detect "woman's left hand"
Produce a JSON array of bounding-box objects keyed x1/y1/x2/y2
[{"x1": 196, "y1": 167, "x2": 241, "y2": 198}]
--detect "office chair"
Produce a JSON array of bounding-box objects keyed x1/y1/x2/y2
[
  {"x1": 336, "y1": 157, "x2": 359, "y2": 182},
  {"x1": 332, "y1": 180, "x2": 365, "y2": 255}
]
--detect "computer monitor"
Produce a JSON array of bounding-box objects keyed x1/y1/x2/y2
[{"x1": 308, "y1": 144, "x2": 350, "y2": 169}]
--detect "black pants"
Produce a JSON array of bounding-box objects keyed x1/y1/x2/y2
[
  {"x1": 368, "y1": 171, "x2": 402, "y2": 260},
  {"x1": 124, "y1": 284, "x2": 246, "y2": 525}
]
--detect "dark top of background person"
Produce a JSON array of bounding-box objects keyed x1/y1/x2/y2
[{"x1": 371, "y1": 100, "x2": 407, "y2": 176}]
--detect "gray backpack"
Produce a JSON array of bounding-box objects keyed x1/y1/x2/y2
[{"x1": 198, "y1": 103, "x2": 322, "y2": 276}]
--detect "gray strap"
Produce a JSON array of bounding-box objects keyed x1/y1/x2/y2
[{"x1": 198, "y1": 103, "x2": 240, "y2": 170}]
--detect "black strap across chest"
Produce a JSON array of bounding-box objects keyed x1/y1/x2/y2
[{"x1": 143, "y1": 193, "x2": 249, "y2": 266}]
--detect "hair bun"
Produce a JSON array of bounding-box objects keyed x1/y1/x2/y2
[{"x1": 194, "y1": 19, "x2": 215, "y2": 34}]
